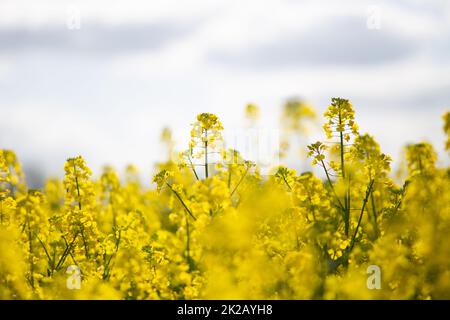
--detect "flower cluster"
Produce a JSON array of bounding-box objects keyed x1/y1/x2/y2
[{"x1": 0, "y1": 99, "x2": 449, "y2": 300}]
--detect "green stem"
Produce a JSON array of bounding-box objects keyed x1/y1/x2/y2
[
  {"x1": 349, "y1": 179, "x2": 375, "y2": 251},
  {"x1": 320, "y1": 160, "x2": 345, "y2": 213},
  {"x1": 166, "y1": 183, "x2": 196, "y2": 220},
  {"x1": 344, "y1": 173, "x2": 351, "y2": 236},
  {"x1": 73, "y1": 160, "x2": 89, "y2": 258},
  {"x1": 72, "y1": 161, "x2": 82, "y2": 211},
  {"x1": 370, "y1": 185, "x2": 379, "y2": 238},
  {"x1": 282, "y1": 176, "x2": 292, "y2": 191},
  {"x1": 231, "y1": 167, "x2": 250, "y2": 196},
  {"x1": 204, "y1": 129, "x2": 209, "y2": 179},
  {"x1": 393, "y1": 181, "x2": 409, "y2": 216},
  {"x1": 338, "y1": 110, "x2": 351, "y2": 236},
  {"x1": 187, "y1": 154, "x2": 200, "y2": 181},
  {"x1": 62, "y1": 236, "x2": 79, "y2": 267},
  {"x1": 102, "y1": 230, "x2": 121, "y2": 280},
  {"x1": 37, "y1": 235, "x2": 52, "y2": 266},
  {"x1": 27, "y1": 221, "x2": 34, "y2": 289},
  {"x1": 55, "y1": 232, "x2": 79, "y2": 272},
  {"x1": 185, "y1": 213, "x2": 192, "y2": 271},
  {"x1": 338, "y1": 111, "x2": 346, "y2": 179}
]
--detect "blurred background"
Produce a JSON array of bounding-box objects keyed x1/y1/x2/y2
[{"x1": 0, "y1": 0, "x2": 449, "y2": 187}]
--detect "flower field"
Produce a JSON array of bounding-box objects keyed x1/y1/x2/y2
[{"x1": 1, "y1": 98, "x2": 449, "y2": 300}]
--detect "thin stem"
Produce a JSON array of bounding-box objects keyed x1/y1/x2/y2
[
  {"x1": 187, "y1": 154, "x2": 200, "y2": 181},
  {"x1": 27, "y1": 221, "x2": 34, "y2": 289},
  {"x1": 166, "y1": 182, "x2": 197, "y2": 220},
  {"x1": 204, "y1": 129, "x2": 209, "y2": 179},
  {"x1": 55, "y1": 232, "x2": 79, "y2": 272},
  {"x1": 185, "y1": 213, "x2": 191, "y2": 271},
  {"x1": 394, "y1": 181, "x2": 409, "y2": 214},
  {"x1": 338, "y1": 111, "x2": 346, "y2": 179},
  {"x1": 294, "y1": 227, "x2": 300, "y2": 250},
  {"x1": 320, "y1": 159, "x2": 345, "y2": 212},
  {"x1": 73, "y1": 160, "x2": 89, "y2": 259},
  {"x1": 102, "y1": 230, "x2": 121, "y2": 280},
  {"x1": 37, "y1": 235, "x2": 52, "y2": 265},
  {"x1": 349, "y1": 179, "x2": 375, "y2": 251},
  {"x1": 231, "y1": 167, "x2": 250, "y2": 196},
  {"x1": 51, "y1": 249, "x2": 56, "y2": 273},
  {"x1": 344, "y1": 173, "x2": 351, "y2": 236},
  {"x1": 337, "y1": 110, "x2": 351, "y2": 236},
  {"x1": 369, "y1": 179, "x2": 379, "y2": 238},
  {"x1": 72, "y1": 161, "x2": 82, "y2": 211},
  {"x1": 282, "y1": 176, "x2": 292, "y2": 191},
  {"x1": 62, "y1": 235, "x2": 79, "y2": 267}
]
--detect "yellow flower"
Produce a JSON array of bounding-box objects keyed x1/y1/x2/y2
[
  {"x1": 245, "y1": 103, "x2": 260, "y2": 121},
  {"x1": 443, "y1": 111, "x2": 450, "y2": 151},
  {"x1": 323, "y1": 97, "x2": 358, "y2": 139},
  {"x1": 0, "y1": 98, "x2": 449, "y2": 300},
  {"x1": 152, "y1": 169, "x2": 173, "y2": 192}
]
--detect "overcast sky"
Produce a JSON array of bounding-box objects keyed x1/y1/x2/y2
[{"x1": 0, "y1": 0, "x2": 449, "y2": 186}]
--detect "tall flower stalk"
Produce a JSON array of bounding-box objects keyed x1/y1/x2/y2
[
  {"x1": 190, "y1": 113, "x2": 223, "y2": 180},
  {"x1": 310, "y1": 98, "x2": 358, "y2": 236}
]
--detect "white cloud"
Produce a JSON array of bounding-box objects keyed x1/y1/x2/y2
[{"x1": 0, "y1": 0, "x2": 448, "y2": 183}]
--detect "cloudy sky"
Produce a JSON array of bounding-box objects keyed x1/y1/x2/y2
[{"x1": 0, "y1": 0, "x2": 449, "y2": 185}]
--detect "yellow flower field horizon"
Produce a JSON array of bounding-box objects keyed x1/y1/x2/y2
[{"x1": 1, "y1": 98, "x2": 449, "y2": 300}]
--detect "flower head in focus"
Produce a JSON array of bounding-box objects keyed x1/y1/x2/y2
[{"x1": 323, "y1": 97, "x2": 358, "y2": 141}]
